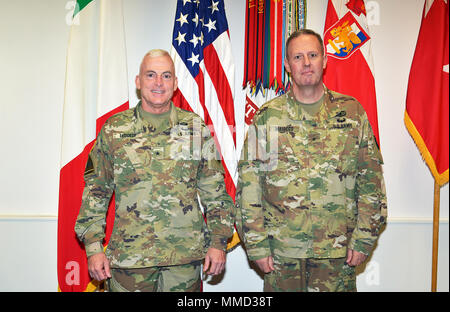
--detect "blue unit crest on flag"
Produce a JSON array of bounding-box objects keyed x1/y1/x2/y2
[{"x1": 324, "y1": 11, "x2": 370, "y2": 60}]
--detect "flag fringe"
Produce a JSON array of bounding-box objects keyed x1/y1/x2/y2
[
  {"x1": 57, "y1": 280, "x2": 101, "y2": 292},
  {"x1": 226, "y1": 231, "x2": 241, "y2": 251},
  {"x1": 404, "y1": 111, "x2": 449, "y2": 187}
]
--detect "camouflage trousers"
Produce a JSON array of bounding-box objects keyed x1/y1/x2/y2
[
  {"x1": 107, "y1": 261, "x2": 201, "y2": 292},
  {"x1": 264, "y1": 254, "x2": 356, "y2": 292}
]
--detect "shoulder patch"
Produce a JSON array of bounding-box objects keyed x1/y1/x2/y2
[{"x1": 84, "y1": 155, "x2": 94, "y2": 176}]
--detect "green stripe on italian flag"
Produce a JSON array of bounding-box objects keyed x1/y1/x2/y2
[{"x1": 73, "y1": 0, "x2": 94, "y2": 17}]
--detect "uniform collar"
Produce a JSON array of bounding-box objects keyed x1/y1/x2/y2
[
  {"x1": 285, "y1": 85, "x2": 335, "y2": 123},
  {"x1": 133, "y1": 101, "x2": 179, "y2": 130}
]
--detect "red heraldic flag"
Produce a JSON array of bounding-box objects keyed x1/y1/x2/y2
[
  {"x1": 170, "y1": 0, "x2": 238, "y2": 249},
  {"x1": 58, "y1": 0, "x2": 129, "y2": 291},
  {"x1": 323, "y1": 0, "x2": 380, "y2": 145},
  {"x1": 405, "y1": 0, "x2": 449, "y2": 186}
]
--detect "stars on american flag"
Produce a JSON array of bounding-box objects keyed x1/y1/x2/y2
[
  {"x1": 208, "y1": 1, "x2": 219, "y2": 14},
  {"x1": 189, "y1": 32, "x2": 203, "y2": 48},
  {"x1": 176, "y1": 12, "x2": 189, "y2": 27},
  {"x1": 187, "y1": 52, "x2": 200, "y2": 66},
  {"x1": 192, "y1": 13, "x2": 201, "y2": 27},
  {"x1": 172, "y1": 0, "x2": 226, "y2": 73},
  {"x1": 174, "y1": 31, "x2": 186, "y2": 45},
  {"x1": 204, "y1": 18, "x2": 217, "y2": 33}
]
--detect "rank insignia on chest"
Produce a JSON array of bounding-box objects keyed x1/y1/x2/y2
[{"x1": 153, "y1": 146, "x2": 164, "y2": 158}]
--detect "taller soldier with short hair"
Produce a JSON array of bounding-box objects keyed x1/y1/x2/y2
[
  {"x1": 75, "y1": 49, "x2": 234, "y2": 292},
  {"x1": 236, "y1": 29, "x2": 387, "y2": 292}
]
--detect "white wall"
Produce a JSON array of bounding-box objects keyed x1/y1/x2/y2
[{"x1": 0, "y1": 0, "x2": 448, "y2": 292}]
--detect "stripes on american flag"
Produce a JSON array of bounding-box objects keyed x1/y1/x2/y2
[{"x1": 170, "y1": 0, "x2": 237, "y2": 199}]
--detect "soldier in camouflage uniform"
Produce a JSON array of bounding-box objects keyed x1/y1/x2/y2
[
  {"x1": 75, "y1": 49, "x2": 234, "y2": 292},
  {"x1": 236, "y1": 30, "x2": 387, "y2": 292}
]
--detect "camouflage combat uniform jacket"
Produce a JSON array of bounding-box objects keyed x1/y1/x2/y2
[
  {"x1": 75, "y1": 102, "x2": 234, "y2": 268},
  {"x1": 236, "y1": 87, "x2": 387, "y2": 261}
]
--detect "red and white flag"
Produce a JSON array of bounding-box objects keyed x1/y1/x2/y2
[
  {"x1": 405, "y1": 0, "x2": 449, "y2": 186},
  {"x1": 58, "y1": 0, "x2": 129, "y2": 291},
  {"x1": 323, "y1": 0, "x2": 380, "y2": 145}
]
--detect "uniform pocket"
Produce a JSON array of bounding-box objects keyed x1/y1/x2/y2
[
  {"x1": 113, "y1": 136, "x2": 152, "y2": 188},
  {"x1": 263, "y1": 126, "x2": 308, "y2": 213}
]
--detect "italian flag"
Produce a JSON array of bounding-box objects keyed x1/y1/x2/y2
[{"x1": 57, "y1": 0, "x2": 129, "y2": 292}]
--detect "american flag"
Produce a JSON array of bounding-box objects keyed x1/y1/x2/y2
[{"x1": 170, "y1": 0, "x2": 237, "y2": 199}]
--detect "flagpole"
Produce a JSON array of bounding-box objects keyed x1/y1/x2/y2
[{"x1": 431, "y1": 180, "x2": 440, "y2": 292}]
